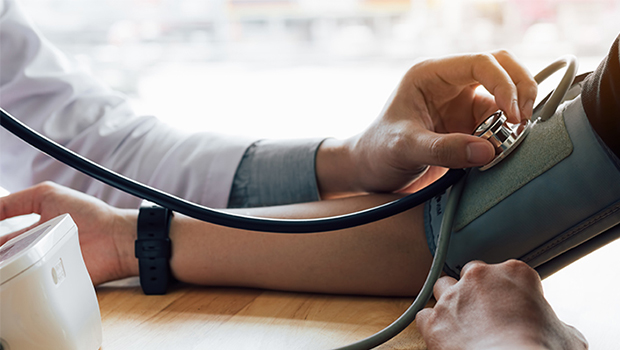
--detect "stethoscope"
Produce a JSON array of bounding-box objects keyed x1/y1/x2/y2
[{"x1": 0, "y1": 55, "x2": 578, "y2": 349}]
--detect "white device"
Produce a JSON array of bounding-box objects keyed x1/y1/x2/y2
[{"x1": 0, "y1": 214, "x2": 102, "y2": 350}]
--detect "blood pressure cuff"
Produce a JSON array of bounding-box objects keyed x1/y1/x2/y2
[
  {"x1": 425, "y1": 34, "x2": 620, "y2": 277},
  {"x1": 425, "y1": 96, "x2": 620, "y2": 278}
]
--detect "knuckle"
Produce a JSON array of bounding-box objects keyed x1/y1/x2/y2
[
  {"x1": 492, "y1": 48, "x2": 513, "y2": 59},
  {"x1": 461, "y1": 260, "x2": 488, "y2": 280},
  {"x1": 384, "y1": 127, "x2": 414, "y2": 162},
  {"x1": 474, "y1": 52, "x2": 496, "y2": 66},
  {"x1": 516, "y1": 77, "x2": 538, "y2": 91},
  {"x1": 523, "y1": 82, "x2": 538, "y2": 99},
  {"x1": 503, "y1": 259, "x2": 540, "y2": 282},
  {"x1": 35, "y1": 181, "x2": 60, "y2": 198},
  {"x1": 503, "y1": 258, "x2": 525, "y2": 267},
  {"x1": 503, "y1": 259, "x2": 530, "y2": 273},
  {"x1": 415, "y1": 308, "x2": 431, "y2": 325},
  {"x1": 429, "y1": 137, "x2": 454, "y2": 165},
  {"x1": 429, "y1": 300, "x2": 450, "y2": 323},
  {"x1": 430, "y1": 301, "x2": 450, "y2": 319},
  {"x1": 36, "y1": 181, "x2": 56, "y2": 192},
  {"x1": 439, "y1": 287, "x2": 457, "y2": 304},
  {"x1": 386, "y1": 129, "x2": 409, "y2": 152}
]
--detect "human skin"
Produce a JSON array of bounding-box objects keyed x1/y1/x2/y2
[
  {"x1": 0, "y1": 49, "x2": 585, "y2": 348},
  {"x1": 0, "y1": 182, "x2": 431, "y2": 296},
  {"x1": 0, "y1": 51, "x2": 537, "y2": 295},
  {"x1": 316, "y1": 50, "x2": 537, "y2": 198},
  {"x1": 0, "y1": 188, "x2": 590, "y2": 350},
  {"x1": 416, "y1": 260, "x2": 589, "y2": 350},
  {"x1": 0, "y1": 52, "x2": 537, "y2": 295}
]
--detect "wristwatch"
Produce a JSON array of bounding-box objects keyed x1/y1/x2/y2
[{"x1": 134, "y1": 200, "x2": 174, "y2": 295}]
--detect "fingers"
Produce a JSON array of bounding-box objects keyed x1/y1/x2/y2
[
  {"x1": 460, "y1": 260, "x2": 487, "y2": 279},
  {"x1": 0, "y1": 186, "x2": 41, "y2": 220},
  {"x1": 491, "y1": 50, "x2": 538, "y2": 122},
  {"x1": 460, "y1": 259, "x2": 545, "y2": 294},
  {"x1": 416, "y1": 275, "x2": 457, "y2": 332},
  {"x1": 0, "y1": 185, "x2": 49, "y2": 246},
  {"x1": 412, "y1": 127, "x2": 495, "y2": 168},
  {"x1": 469, "y1": 52, "x2": 535, "y2": 123},
  {"x1": 415, "y1": 307, "x2": 433, "y2": 331},
  {"x1": 433, "y1": 275, "x2": 457, "y2": 299},
  {"x1": 0, "y1": 182, "x2": 63, "y2": 221},
  {"x1": 0, "y1": 232, "x2": 18, "y2": 246},
  {"x1": 0, "y1": 220, "x2": 43, "y2": 246},
  {"x1": 435, "y1": 51, "x2": 537, "y2": 123},
  {"x1": 416, "y1": 278, "x2": 456, "y2": 333}
]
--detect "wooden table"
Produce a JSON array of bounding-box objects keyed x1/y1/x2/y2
[{"x1": 96, "y1": 278, "x2": 429, "y2": 350}]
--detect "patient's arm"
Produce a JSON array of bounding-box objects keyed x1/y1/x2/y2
[
  {"x1": 168, "y1": 196, "x2": 430, "y2": 296},
  {"x1": 0, "y1": 182, "x2": 431, "y2": 296}
]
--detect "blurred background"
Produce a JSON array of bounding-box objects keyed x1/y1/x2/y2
[
  {"x1": 10, "y1": 0, "x2": 620, "y2": 348},
  {"x1": 18, "y1": 0, "x2": 620, "y2": 138}
]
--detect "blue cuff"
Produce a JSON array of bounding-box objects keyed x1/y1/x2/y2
[
  {"x1": 424, "y1": 189, "x2": 450, "y2": 257},
  {"x1": 227, "y1": 138, "x2": 325, "y2": 208}
]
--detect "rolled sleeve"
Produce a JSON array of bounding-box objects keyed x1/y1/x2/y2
[{"x1": 228, "y1": 138, "x2": 325, "y2": 208}]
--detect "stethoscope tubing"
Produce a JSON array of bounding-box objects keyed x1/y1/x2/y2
[
  {"x1": 0, "y1": 107, "x2": 465, "y2": 233},
  {"x1": 0, "y1": 54, "x2": 581, "y2": 350}
]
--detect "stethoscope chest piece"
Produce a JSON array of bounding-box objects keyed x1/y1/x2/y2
[{"x1": 474, "y1": 111, "x2": 532, "y2": 171}]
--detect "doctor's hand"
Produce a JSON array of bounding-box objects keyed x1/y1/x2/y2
[
  {"x1": 0, "y1": 182, "x2": 137, "y2": 286},
  {"x1": 416, "y1": 260, "x2": 588, "y2": 350},
  {"x1": 316, "y1": 50, "x2": 537, "y2": 197}
]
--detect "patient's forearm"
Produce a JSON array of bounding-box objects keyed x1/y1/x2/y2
[{"x1": 121, "y1": 194, "x2": 431, "y2": 296}]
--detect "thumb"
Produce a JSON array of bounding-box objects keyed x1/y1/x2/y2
[{"x1": 415, "y1": 129, "x2": 495, "y2": 169}]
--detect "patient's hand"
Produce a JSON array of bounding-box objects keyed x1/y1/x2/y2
[
  {"x1": 416, "y1": 260, "x2": 588, "y2": 350},
  {"x1": 317, "y1": 50, "x2": 538, "y2": 197},
  {"x1": 0, "y1": 182, "x2": 137, "y2": 286}
]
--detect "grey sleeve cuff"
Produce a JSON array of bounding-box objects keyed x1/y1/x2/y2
[{"x1": 227, "y1": 138, "x2": 326, "y2": 208}]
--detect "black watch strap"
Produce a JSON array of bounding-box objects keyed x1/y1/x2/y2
[{"x1": 135, "y1": 200, "x2": 173, "y2": 295}]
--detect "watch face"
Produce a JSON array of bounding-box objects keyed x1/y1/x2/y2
[{"x1": 0, "y1": 225, "x2": 48, "y2": 264}]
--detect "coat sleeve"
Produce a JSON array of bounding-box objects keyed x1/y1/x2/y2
[{"x1": 0, "y1": 0, "x2": 255, "y2": 208}]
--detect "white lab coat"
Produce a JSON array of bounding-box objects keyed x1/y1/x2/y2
[{"x1": 0, "y1": 0, "x2": 255, "y2": 208}]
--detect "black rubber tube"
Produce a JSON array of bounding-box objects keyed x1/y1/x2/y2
[{"x1": 1, "y1": 107, "x2": 465, "y2": 233}]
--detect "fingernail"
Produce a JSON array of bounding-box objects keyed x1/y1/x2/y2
[
  {"x1": 511, "y1": 100, "x2": 521, "y2": 122},
  {"x1": 467, "y1": 142, "x2": 494, "y2": 164},
  {"x1": 521, "y1": 99, "x2": 534, "y2": 120}
]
